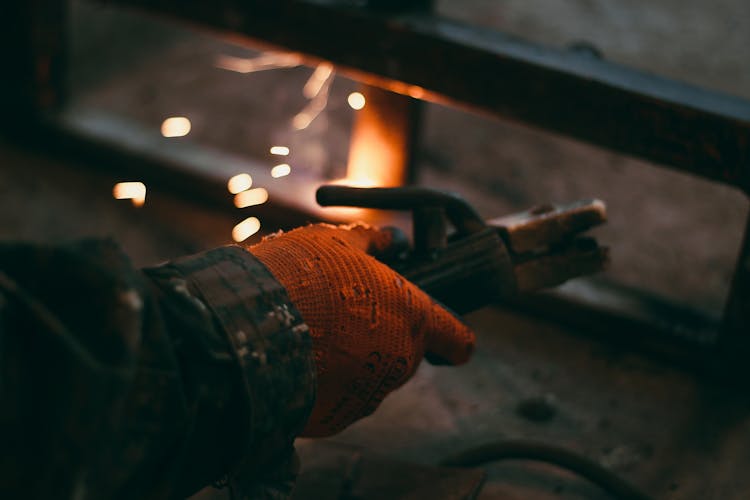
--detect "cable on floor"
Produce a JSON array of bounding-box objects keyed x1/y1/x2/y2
[{"x1": 440, "y1": 439, "x2": 654, "y2": 500}]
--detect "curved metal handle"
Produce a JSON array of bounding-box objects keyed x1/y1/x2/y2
[{"x1": 316, "y1": 185, "x2": 486, "y2": 235}]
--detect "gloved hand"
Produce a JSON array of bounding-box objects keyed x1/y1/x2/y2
[{"x1": 248, "y1": 223, "x2": 475, "y2": 437}]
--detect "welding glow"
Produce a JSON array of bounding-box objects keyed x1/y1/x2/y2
[
  {"x1": 232, "y1": 217, "x2": 261, "y2": 242},
  {"x1": 303, "y1": 63, "x2": 334, "y2": 99},
  {"x1": 347, "y1": 92, "x2": 366, "y2": 110},
  {"x1": 329, "y1": 175, "x2": 378, "y2": 188},
  {"x1": 345, "y1": 128, "x2": 395, "y2": 187},
  {"x1": 270, "y1": 146, "x2": 290, "y2": 156},
  {"x1": 345, "y1": 99, "x2": 408, "y2": 186},
  {"x1": 161, "y1": 117, "x2": 191, "y2": 138},
  {"x1": 234, "y1": 188, "x2": 269, "y2": 208},
  {"x1": 227, "y1": 173, "x2": 253, "y2": 194},
  {"x1": 271, "y1": 164, "x2": 291, "y2": 178},
  {"x1": 113, "y1": 182, "x2": 146, "y2": 207},
  {"x1": 339, "y1": 174, "x2": 379, "y2": 188}
]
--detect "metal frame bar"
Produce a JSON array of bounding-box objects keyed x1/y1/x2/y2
[{"x1": 103, "y1": 0, "x2": 750, "y2": 194}]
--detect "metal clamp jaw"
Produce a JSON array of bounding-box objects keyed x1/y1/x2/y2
[{"x1": 317, "y1": 185, "x2": 608, "y2": 314}]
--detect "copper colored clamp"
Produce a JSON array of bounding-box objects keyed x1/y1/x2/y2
[{"x1": 316, "y1": 185, "x2": 608, "y2": 314}]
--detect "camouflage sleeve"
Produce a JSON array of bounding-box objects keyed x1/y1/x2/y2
[
  {"x1": 0, "y1": 239, "x2": 316, "y2": 499},
  {"x1": 145, "y1": 245, "x2": 317, "y2": 499}
]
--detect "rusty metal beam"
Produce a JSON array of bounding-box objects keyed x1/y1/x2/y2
[{"x1": 101, "y1": 0, "x2": 750, "y2": 194}]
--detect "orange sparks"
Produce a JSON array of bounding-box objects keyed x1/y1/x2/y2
[
  {"x1": 161, "y1": 117, "x2": 191, "y2": 137},
  {"x1": 407, "y1": 85, "x2": 425, "y2": 99},
  {"x1": 347, "y1": 92, "x2": 366, "y2": 110},
  {"x1": 293, "y1": 65, "x2": 335, "y2": 130},
  {"x1": 270, "y1": 146, "x2": 290, "y2": 156},
  {"x1": 113, "y1": 182, "x2": 146, "y2": 207},
  {"x1": 303, "y1": 63, "x2": 334, "y2": 99},
  {"x1": 232, "y1": 217, "x2": 261, "y2": 242},
  {"x1": 271, "y1": 164, "x2": 291, "y2": 178},
  {"x1": 215, "y1": 53, "x2": 302, "y2": 74},
  {"x1": 292, "y1": 112, "x2": 313, "y2": 130},
  {"x1": 227, "y1": 173, "x2": 253, "y2": 194},
  {"x1": 234, "y1": 188, "x2": 269, "y2": 208}
]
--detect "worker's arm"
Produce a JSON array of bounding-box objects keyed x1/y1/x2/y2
[
  {"x1": 0, "y1": 238, "x2": 314, "y2": 498},
  {"x1": 0, "y1": 225, "x2": 475, "y2": 499}
]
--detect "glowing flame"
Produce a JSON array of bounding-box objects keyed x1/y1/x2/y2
[
  {"x1": 345, "y1": 128, "x2": 398, "y2": 188},
  {"x1": 113, "y1": 182, "x2": 146, "y2": 207},
  {"x1": 303, "y1": 62, "x2": 334, "y2": 99},
  {"x1": 161, "y1": 117, "x2": 191, "y2": 138},
  {"x1": 234, "y1": 188, "x2": 269, "y2": 208},
  {"x1": 344, "y1": 89, "x2": 407, "y2": 187},
  {"x1": 336, "y1": 173, "x2": 379, "y2": 188},
  {"x1": 347, "y1": 92, "x2": 366, "y2": 110},
  {"x1": 232, "y1": 217, "x2": 261, "y2": 242},
  {"x1": 270, "y1": 146, "x2": 290, "y2": 156},
  {"x1": 227, "y1": 173, "x2": 253, "y2": 194},
  {"x1": 271, "y1": 164, "x2": 291, "y2": 178}
]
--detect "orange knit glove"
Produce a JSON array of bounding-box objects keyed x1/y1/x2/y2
[{"x1": 247, "y1": 223, "x2": 475, "y2": 437}]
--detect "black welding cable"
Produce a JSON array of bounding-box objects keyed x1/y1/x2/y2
[{"x1": 440, "y1": 440, "x2": 654, "y2": 500}]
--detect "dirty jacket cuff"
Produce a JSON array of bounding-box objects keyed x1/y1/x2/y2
[{"x1": 151, "y1": 245, "x2": 316, "y2": 475}]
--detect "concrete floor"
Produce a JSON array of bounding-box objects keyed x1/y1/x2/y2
[{"x1": 3, "y1": 1, "x2": 750, "y2": 498}]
